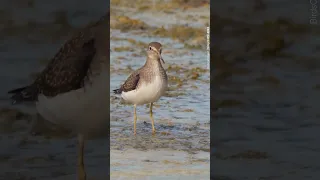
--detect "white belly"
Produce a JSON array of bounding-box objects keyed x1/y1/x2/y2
[
  {"x1": 121, "y1": 76, "x2": 167, "y2": 105},
  {"x1": 36, "y1": 70, "x2": 109, "y2": 135}
]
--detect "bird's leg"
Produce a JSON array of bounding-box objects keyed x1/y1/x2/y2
[
  {"x1": 150, "y1": 103, "x2": 156, "y2": 135},
  {"x1": 77, "y1": 134, "x2": 86, "y2": 180},
  {"x1": 134, "y1": 104, "x2": 137, "y2": 136}
]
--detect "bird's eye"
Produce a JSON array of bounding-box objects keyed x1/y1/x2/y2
[{"x1": 149, "y1": 46, "x2": 152, "y2": 50}]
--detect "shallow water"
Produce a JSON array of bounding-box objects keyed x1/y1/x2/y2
[
  {"x1": 0, "y1": 0, "x2": 109, "y2": 179},
  {"x1": 212, "y1": 1, "x2": 320, "y2": 179},
  {"x1": 110, "y1": 2, "x2": 210, "y2": 179},
  {"x1": 110, "y1": 30, "x2": 210, "y2": 124}
]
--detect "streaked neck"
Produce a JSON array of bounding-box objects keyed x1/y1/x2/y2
[{"x1": 144, "y1": 57, "x2": 162, "y2": 69}]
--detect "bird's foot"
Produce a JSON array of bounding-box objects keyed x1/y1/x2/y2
[{"x1": 152, "y1": 129, "x2": 156, "y2": 136}]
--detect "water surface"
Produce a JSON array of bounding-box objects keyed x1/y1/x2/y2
[
  {"x1": 110, "y1": 1, "x2": 210, "y2": 179},
  {"x1": 212, "y1": 1, "x2": 320, "y2": 179}
]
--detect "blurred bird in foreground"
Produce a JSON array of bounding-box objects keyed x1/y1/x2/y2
[{"x1": 8, "y1": 12, "x2": 109, "y2": 180}]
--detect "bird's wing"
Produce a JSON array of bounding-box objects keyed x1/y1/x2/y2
[
  {"x1": 120, "y1": 71, "x2": 141, "y2": 92},
  {"x1": 8, "y1": 12, "x2": 109, "y2": 103},
  {"x1": 34, "y1": 34, "x2": 96, "y2": 97}
]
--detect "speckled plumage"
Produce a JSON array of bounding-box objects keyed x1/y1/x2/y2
[
  {"x1": 8, "y1": 12, "x2": 109, "y2": 103},
  {"x1": 114, "y1": 71, "x2": 140, "y2": 93},
  {"x1": 7, "y1": 12, "x2": 109, "y2": 180},
  {"x1": 113, "y1": 42, "x2": 167, "y2": 95},
  {"x1": 113, "y1": 42, "x2": 167, "y2": 135}
]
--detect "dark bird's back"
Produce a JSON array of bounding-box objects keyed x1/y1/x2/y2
[{"x1": 8, "y1": 13, "x2": 109, "y2": 104}]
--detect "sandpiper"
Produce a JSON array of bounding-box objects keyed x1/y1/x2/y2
[
  {"x1": 113, "y1": 42, "x2": 168, "y2": 135},
  {"x1": 7, "y1": 13, "x2": 109, "y2": 180}
]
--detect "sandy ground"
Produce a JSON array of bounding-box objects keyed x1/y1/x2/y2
[{"x1": 111, "y1": 149, "x2": 209, "y2": 179}]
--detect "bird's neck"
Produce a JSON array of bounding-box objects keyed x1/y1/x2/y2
[{"x1": 144, "y1": 58, "x2": 162, "y2": 69}]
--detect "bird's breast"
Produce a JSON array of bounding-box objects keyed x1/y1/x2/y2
[
  {"x1": 35, "y1": 70, "x2": 110, "y2": 134},
  {"x1": 121, "y1": 75, "x2": 167, "y2": 105}
]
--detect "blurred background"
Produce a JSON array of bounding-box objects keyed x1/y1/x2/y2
[
  {"x1": 211, "y1": 0, "x2": 320, "y2": 179},
  {"x1": 109, "y1": 0, "x2": 210, "y2": 179},
  {"x1": 0, "y1": 0, "x2": 108, "y2": 179}
]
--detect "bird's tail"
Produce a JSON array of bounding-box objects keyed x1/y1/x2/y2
[
  {"x1": 113, "y1": 88, "x2": 122, "y2": 94},
  {"x1": 8, "y1": 85, "x2": 37, "y2": 104}
]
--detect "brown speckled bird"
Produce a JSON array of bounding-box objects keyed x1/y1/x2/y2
[
  {"x1": 8, "y1": 12, "x2": 109, "y2": 180},
  {"x1": 113, "y1": 42, "x2": 168, "y2": 135}
]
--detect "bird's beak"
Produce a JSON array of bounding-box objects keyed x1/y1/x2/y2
[
  {"x1": 160, "y1": 56, "x2": 165, "y2": 64},
  {"x1": 159, "y1": 52, "x2": 165, "y2": 64}
]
